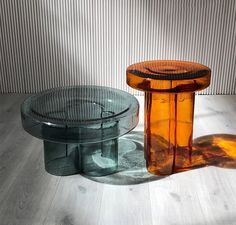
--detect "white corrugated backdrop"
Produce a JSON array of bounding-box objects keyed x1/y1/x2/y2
[{"x1": 0, "y1": 0, "x2": 235, "y2": 94}]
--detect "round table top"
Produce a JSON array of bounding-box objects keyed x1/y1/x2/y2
[
  {"x1": 21, "y1": 86, "x2": 139, "y2": 144},
  {"x1": 127, "y1": 60, "x2": 211, "y2": 93}
]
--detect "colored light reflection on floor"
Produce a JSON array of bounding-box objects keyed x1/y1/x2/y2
[
  {"x1": 42, "y1": 131, "x2": 236, "y2": 184},
  {"x1": 87, "y1": 133, "x2": 236, "y2": 185},
  {"x1": 191, "y1": 134, "x2": 236, "y2": 169}
]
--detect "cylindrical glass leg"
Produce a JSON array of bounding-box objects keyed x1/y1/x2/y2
[
  {"x1": 78, "y1": 139, "x2": 118, "y2": 176},
  {"x1": 44, "y1": 141, "x2": 80, "y2": 176},
  {"x1": 43, "y1": 138, "x2": 118, "y2": 176},
  {"x1": 144, "y1": 92, "x2": 195, "y2": 175}
]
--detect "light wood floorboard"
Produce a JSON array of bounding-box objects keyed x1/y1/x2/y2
[{"x1": 0, "y1": 94, "x2": 236, "y2": 225}]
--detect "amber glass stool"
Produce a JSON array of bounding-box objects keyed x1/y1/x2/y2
[{"x1": 127, "y1": 60, "x2": 211, "y2": 175}]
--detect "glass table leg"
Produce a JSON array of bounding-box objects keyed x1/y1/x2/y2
[
  {"x1": 78, "y1": 139, "x2": 118, "y2": 176},
  {"x1": 145, "y1": 92, "x2": 195, "y2": 175},
  {"x1": 43, "y1": 139, "x2": 118, "y2": 176},
  {"x1": 44, "y1": 141, "x2": 80, "y2": 176}
]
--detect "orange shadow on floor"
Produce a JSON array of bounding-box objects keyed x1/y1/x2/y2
[{"x1": 190, "y1": 134, "x2": 236, "y2": 169}]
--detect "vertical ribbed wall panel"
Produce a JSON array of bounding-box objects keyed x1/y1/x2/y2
[{"x1": 0, "y1": 0, "x2": 235, "y2": 94}]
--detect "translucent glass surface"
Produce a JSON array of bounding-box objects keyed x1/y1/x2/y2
[
  {"x1": 21, "y1": 86, "x2": 139, "y2": 176},
  {"x1": 21, "y1": 86, "x2": 139, "y2": 143},
  {"x1": 127, "y1": 60, "x2": 211, "y2": 175}
]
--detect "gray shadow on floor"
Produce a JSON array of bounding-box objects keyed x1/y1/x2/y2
[{"x1": 83, "y1": 131, "x2": 165, "y2": 185}]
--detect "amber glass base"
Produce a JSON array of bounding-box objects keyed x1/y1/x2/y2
[{"x1": 145, "y1": 92, "x2": 194, "y2": 175}]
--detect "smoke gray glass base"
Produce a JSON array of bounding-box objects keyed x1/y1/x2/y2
[
  {"x1": 21, "y1": 86, "x2": 139, "y2": 176},
  {"x1": 44, "y1": 139, "x2": 118, "y2": 176}
]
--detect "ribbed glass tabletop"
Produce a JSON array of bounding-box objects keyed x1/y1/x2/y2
[
  {"x1": 127, "y1": 60, "x2": 211, "y2": 93},
  {"x1": 127, "y1": 60, "x2": 210, "y2": 80},
  {"x1": 21, "y1": 86, "x2": 139, "y2": 144}
]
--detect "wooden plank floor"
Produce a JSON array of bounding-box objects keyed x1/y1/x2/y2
[{"x1": 0, "y1": 94, "x2": 236, "y2": 225}]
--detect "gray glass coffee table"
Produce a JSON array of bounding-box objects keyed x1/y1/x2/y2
[{"x1": 21, "y1": 86, "x2": 139, "y2": 176}]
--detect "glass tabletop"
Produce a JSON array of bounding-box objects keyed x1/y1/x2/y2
[
  {"x1": 127, "y1": 60, "x2": 211, "y2": 92},
  {"x1": 21, "y1": 86, "x2": 139, "y2": 144}
]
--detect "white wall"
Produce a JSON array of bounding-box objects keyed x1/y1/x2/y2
[{"x1": 0, "y1": 0, "x2": 235, "y2": 94}]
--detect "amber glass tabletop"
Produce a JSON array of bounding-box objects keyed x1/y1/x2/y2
[{"x1": 127, "y1": 60, "x2": 211, "y2": 175}]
